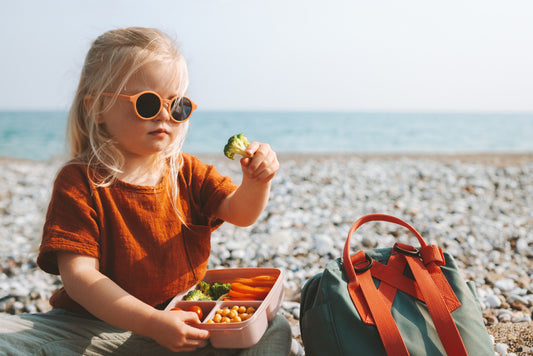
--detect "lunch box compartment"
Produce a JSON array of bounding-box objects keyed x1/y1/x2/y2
[{"x1": 164, "y1": 268, "x2": 284, "y2": 348}]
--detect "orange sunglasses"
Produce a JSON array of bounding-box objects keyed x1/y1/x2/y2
[{"x1": 101, "y1": 91, "x2": 197, "y2": 123}]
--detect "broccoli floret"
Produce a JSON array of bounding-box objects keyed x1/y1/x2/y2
[
  {"x1": 197, "y1": 281, "x2": 211, "y2": 296},
  {"x1": 210, "y1": 282, "x2": 232, "y2": 300},
  {"x1": 224, "y1": 133, "x2": 250, "y2": 160},
  {"x1": 184, "y1": 281, "x2": 232, "y2": 301},
  {"x1": 184, "y1": 289, "x2": 211, "y2": 301}
]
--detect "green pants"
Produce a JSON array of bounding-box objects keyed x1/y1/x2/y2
[{"x1": 0, "y1": 310, "x2": 291, "y2": 356}]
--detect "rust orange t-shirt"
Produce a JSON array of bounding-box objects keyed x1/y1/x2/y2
[{"x1": 37, "y1": 153, "x2": 237, "y2": 314}]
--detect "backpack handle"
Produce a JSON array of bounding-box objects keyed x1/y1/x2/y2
[
  {"x1": 341, "y1": 214, "x2": 467, "y2": 356},
  {"x1": 343, "y1": 214, "x2": 428, "y2": 284}
]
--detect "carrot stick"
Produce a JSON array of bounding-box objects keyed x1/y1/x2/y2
[
  {"x1": 247, "y1": 275, "x2": 277, "y2": 282},
  {"x1": 229, "y1": 286, "x2": 269, "y2": 299},
  {"x1": 230, "y1": 283, "x2": 271, "y2": 296},
  {"x1": 233, "y1": 277, "x2": 276, "y2": 287},
  {"x1": 227, "y1": 289, "x2": 263, "y2": 300}
]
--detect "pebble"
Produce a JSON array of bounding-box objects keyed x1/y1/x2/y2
[
  {"x1": 290, "y1": 325, "x2": 301, "y2": 338},
  {"x1": 486, "y1": 294, "x2": 502, "y2": 308},
  {"x1": 494, "y1": 279, "x2": 516, "y2": 292},
  {"x1": 511, "y1": 314, "x2": 531, "y2": 323},
  {"x1": 291, "y1": 339, "x2": 305, "y2": 356},
  {"x1": 1, "y1": 155, "x2": 532, "y2": 355},
  {"x1": 495, "y1": 343, "x2": 509, "y2": 355},
  {"x1": 498, "y1": 312, "x2": 512, "y2": 323}
]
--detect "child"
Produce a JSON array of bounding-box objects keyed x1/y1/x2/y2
[{"x1": 0, "y1": 27, "x2": 291, "y2": 355}]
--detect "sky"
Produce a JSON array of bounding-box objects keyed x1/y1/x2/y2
[{"x1": 1, "y1": 0, "x2": 533, "y2": 112}]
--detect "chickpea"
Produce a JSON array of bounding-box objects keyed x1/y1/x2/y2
[
  {"x1": 240, "y1": 313, "x2": 250, "y2": 321},
  {"x1": 207, "y1": 305, "x2": 257, "y2": 323},
  {"x1": 221, "y1": 307, "x2": 231, "y2": 316}
]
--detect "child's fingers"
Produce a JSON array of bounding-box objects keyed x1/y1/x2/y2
[
  {"x1": 180, "y1": 311, "x2": 201, "y2": 324},
  {"x1": 252, "y1": 159, "x2": 279, "y2": 181},
  {"x1": 185, "y1": 325, "x2": 210, "y2": 340},
  {"x1": 239, "y1": 141, "x2": 260, "y2": 167},
  {"x1": 154, "y1": 310, "x2": 209, "y2": 352},
  {"x1": 242, "y1": 143, "x2": 279, "y2": 181},
  {"x1": 244, "y1": 141, "x2": 261, "y2": 157},
  {"x1": 248, "y1": 142, "x2": 273, "y2": 166},
  {"x1": 240, "y1": 141, "x2": 261, "y2": 169}
]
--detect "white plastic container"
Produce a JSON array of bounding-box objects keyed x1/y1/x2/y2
[{"x1": 164, "y1": 267, "x2": 285, "y2": 348}]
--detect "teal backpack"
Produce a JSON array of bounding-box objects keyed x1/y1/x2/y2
[{"x1": 300, "y1": 214, "x2": 493, "y2": 356}]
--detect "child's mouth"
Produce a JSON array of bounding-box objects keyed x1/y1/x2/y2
[{"x1": 149, "y1": 129, "x2": 169, "y2": 135}]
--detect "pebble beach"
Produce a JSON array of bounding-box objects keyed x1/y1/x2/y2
[{"x1": 1, "y1": 153, "x2": 532, "y2": 355}]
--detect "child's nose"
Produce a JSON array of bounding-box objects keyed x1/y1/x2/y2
[{"x1": 155, "y1": 102, "x2": 172, "y2": 122}]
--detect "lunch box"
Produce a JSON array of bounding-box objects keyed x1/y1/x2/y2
[{"x1": 164, "y1": 267, "x2": 285, "y2": 348}]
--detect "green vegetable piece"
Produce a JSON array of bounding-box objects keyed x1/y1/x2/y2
[
  {"x1": 210, "y1": 282, "x2": 231, "y2": 300},
  {"x1": 223, "y1": 133, "x2": 250, "y2": 160},
  {"x1": 197, "y1": 281, "x2": 211, "y2": 296},
  {"x1": 184, "y1": 289, "x2": 211, "y2": 301}
]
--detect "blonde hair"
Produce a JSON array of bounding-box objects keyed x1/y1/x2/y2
[{"x1": 67, "y1": 27, "x2": 190, "y2": 217}]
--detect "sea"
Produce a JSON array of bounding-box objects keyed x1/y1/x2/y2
[{"x1": 1, "y1": 110, "x2": 532, "y2": 161}]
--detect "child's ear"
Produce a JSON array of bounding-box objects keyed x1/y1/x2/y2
[
  {"x1": 83, "y1": 95, "x2": 92, "y2": 111},
  {"x1": 83, "y1": 96, "x2": 105, "y2": 123}
]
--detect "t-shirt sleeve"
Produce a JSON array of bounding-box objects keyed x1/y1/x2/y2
[
  {"x1": 182, "y1": 154, "x2": 238, "y2": 229},
  {"x1": 37, "y1": 164, "x2": 100, "y2": 275}
]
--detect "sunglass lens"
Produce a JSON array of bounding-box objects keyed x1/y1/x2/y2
[
  {"x1": 171, "y1": 98, "x2": 193, "y2": 122},
  {"x1": 136, "y1": 93, "x2": 161, "y2": 119}
]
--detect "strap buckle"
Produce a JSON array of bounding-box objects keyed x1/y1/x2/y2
[
  {"x1": 393, "y1": 243, "x2": 420, "y2": 257},
  {"x1": 353, "y1": 253, "x2": 373, "y2": 273}
]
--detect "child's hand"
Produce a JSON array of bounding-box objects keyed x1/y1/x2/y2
[
  {"x1": 216, "y1": 141, "x2": 279, "y2": 226},
  {"x1": 148, "y1": 309, "x2": 210, "y2": 352},
  {"x1": 240, "y1": 142, "x2": 279, "y2": 183}
]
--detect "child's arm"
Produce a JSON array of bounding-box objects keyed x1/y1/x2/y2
[
  {"x1": 57, "y1": 252, "x2": 210, "y2": 352},
  {"x1": 216, "y1": 141, "x2": 279, "y2": 226}
]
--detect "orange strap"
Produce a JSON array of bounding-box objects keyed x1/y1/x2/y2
[
  {"x1": 349, "y1": 271, "x2": 410, "y2": 356},
  {"x1": 404, "y1": 254, "x2": 468, "y2": 356},
  {"x1": 343, "y1": 214, "x2": 468, "y2": 356},
  {"x1": 372, "y1": 253, "x2": 411, "y2": 311},
  {"x1": 369, "y1": 246, "x2": 461, "y2": 313}
]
